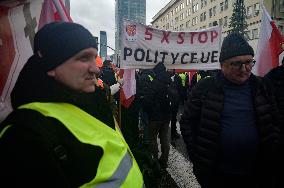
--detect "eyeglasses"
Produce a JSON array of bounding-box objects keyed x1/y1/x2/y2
[{"x1": 230, "y1": 60, "x2": 256, "y2": 70}]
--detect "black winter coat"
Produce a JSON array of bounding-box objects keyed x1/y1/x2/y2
[
  {"x1": 265, "y1": 66, "x2": 284, "y2": 121},
  {"x1": 100, "y1": 66, "x2": 116, "y2": 86},
  {"x1": 0, "y1": 56, "x2": 115, "y2": 187},
  {"x1": 143, "y1": 71, "x2": 172, "y2": 121},
  {"x1": 180, "y1": 72, "x2": 281, "y2": 187}
]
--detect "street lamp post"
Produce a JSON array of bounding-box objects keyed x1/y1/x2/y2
[{"x1": 97, "y1": 42, "x2": 120, "y2": 67}]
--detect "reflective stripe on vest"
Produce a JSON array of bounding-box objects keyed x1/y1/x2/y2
[
  {"x1": 18, "y1": 102, "x2": 144, "y2": 188},
  {"x1": 0, "y1": 124, "x2": 12, "y2": 139}
]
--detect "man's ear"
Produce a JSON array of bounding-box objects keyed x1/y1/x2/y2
[{"x1": 47, "y1": 70, "x2": 56, "y2": 77}]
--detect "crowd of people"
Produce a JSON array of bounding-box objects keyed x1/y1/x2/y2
[{"x1": 0, "y1": 21, "x2": 283, "y2": 188}]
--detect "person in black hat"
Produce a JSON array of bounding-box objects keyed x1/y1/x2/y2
[
  {"x1": 142, "y1": 62, "x2": 172, "y2": 169},
  {"x1": 0, "y1": 22, "x2": 144, "y2": 187},
  {"x1": 180, "y1": 32, "x2": 281, "y2": 188}
]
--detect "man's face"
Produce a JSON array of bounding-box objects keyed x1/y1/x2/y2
[
  {"x1": 221, "y1": 55, "x2": 255, "y2": 84},
  {"x1": 47, "y1": 47, "x2": 100, "y2": 93}
]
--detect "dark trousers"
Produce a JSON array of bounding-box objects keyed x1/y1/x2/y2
[
  {"x1": 170, "y1": 105, "x2": 179, "y2": 134},
  {"x1": 148, "y1": 120, "x2": 170, "y2": 165}
]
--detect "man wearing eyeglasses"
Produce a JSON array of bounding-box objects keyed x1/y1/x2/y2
[{"x1": 180, "y1": 33, "x2": 281, "y2": 188}]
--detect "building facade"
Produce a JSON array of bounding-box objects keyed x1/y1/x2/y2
[
  {"x1": 115, "y1": 0, "x2": 146, "y2": 55},
  {"x1": 151, "y1": 0, "x2": 284, "y2": 51},
  {"x1": 100, "y1": 31, "x2": 107, "y2": 59}
]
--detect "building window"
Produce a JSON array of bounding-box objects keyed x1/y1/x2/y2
[
  {"x1": 180, "y1": 13, "x2": 184, "y2": 21},
  {"x1": 200, "y1": 12, "x2": 207, "y2": 22},
  {"x1": 175, "y1": 6, "x2": 178, "y2": 13},
  {"x1": 171, "y1": 10, "x2": 174, "y2": 17},
  {"x1": 213, "y1": 6, "x2": 216, "y2": 16},
  {"x1": 170, "y1": 20, "x2": 174, "y2": 26},
  {"x1": 193, "y1": 3, "x2": 199, "y2": 13},
  {"x1": 254, "y1": 3, "x2": 260, "y2": 16},
  {"x1": 192, "y1": 16, "x2": 198, "y2": 26},
  {"x1": 252, "y1": 28, "x2": 259, "y2": 39},
  {"x1": 186, "y1": 9, "x2": 191, "y2": 17},
  {"x1": 180, "y1": 24, "x2": 184, "y2": 31},
  {"x1": 223, "y1": 16, "x2": 228, "y2": 27},
  {"x1": 201, "y1": 0, "x2": 207, "y2": 9},
  {"x1": 175, "y1": 17, "x2": 179, "y2": 23},
  {"x1": 186, "y1": 20, "x2": 190, "y2": 28},
  {"x1": 281, "y1": 0, "x2": 284, "y2": 12},
  {"x1": 247, "y1": 6, "x2": 253, "y2": 18},
  {"x1": 180, "y1": 2, "x2": 185, "y2": 10},
  {"x1": 209, "y1": 8, "x2": 212, "y2": 18},
  {"x1": 224, "y1": 0, "x2": 228, "y2": 10},
  {"x1": 220, "y1": 2, "x2": 224, "y2": 12},
  {"x1": 245, "y1": 30, "x2": 251, "y2": 40},
  {"x1": 209, "y1": 22, "x2": 213, "y2": 27},
  {"x1": 219, "y1": 18, "x2": 223, "y2": 26},
  {"x1": 186, "y1": 0, "x2": 192, "y2": 6}
]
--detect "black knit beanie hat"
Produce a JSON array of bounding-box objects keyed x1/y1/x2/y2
[
  {"x1": 153, "y1": 62, "x2": 166, "y2": 74},
  {"x1": 219, "y1": 32, "x2": 254, "y2": 63},
  {"x1": 34, "y1": 22, "x2": 98, "y2": 71}
]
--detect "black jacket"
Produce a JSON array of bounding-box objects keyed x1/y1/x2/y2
[
  {"x1": 0, "y1": 55, "x2": 115, "y2": 187},
  {"x1": 264, "y1": 66, "x2": 284, "y2": 187},
  {"x1": 265, "y1": 66, "x2": 284, "y2": 120},
  {"x1": 100, "y1": 66, "x2": 116, "y2": 86},
  {"x1": 143, "y1": 68, "x2": 172, "y2": 121},
  {"x1": 180, "y1": 72, "x2": 281, "y2": 187}
]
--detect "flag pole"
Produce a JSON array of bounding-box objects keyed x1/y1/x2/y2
[
  {"x1": 52, "y1": 0, "x2": 70, "y2": 21},
  {"x1": 119, "y1": 92, "x2": 122, "y2": 128}
]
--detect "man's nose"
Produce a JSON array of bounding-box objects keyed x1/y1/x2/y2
[
  {"x1": 89, "y1": 60, "x2": 100, "y2": 76},
  {"x1": 239, "y1": 64, "x2": 247, "y2": 71}
]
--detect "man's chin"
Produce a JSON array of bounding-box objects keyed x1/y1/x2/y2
[{"x1": 82, "y1": 86, "x2": 96, "y2": 93}]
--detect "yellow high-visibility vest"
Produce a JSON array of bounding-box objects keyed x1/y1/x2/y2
[
  {"x1": 197, "y1": 73, "x2": 210, "y2": 83},
  {"x1": 148, "y1": 75, "x2": 153, "y2": 81},
  {"x1": 197, "y1": 73, "x2": 202, "y2": 82},
  {"x1": 179, "y1": 73, "x2": 186, "y2": 86},
  {"x1": 17, "y1": 102, "x2": 144, "y2": 188}
]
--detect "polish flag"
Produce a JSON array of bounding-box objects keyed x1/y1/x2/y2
[
  {"x1": 39, "y1": 0, "x2": 72, "y2": 29},
  {"x1": 119, "y1": 69, "x2": 136, "y2": 108},
  {"x1": 254, "y1": 3, "x2": 284, "y2": 76},
  {"x1": 0, "y1": 0, "x2": 72, "y2": 121}
]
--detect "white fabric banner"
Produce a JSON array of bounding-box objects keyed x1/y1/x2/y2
[
  {"x1": 0, "y1": 0, "x2": 43, "y2": 121},
  {"x1": 120, "y1": 19, "x2": 222, "y2": 70},
  {"x1": 0, "y1": 0, "x2": 70, "y2": 122}
]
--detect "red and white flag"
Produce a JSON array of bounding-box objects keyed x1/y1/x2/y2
[
  {"x1": 119, "y1": 69, "x2": 136, "y2": 108},
  {"x1": 39, "y1": 0, "x2": 72, "y2": 29},
  {"x1": 0, "y1": 0, "x2": 71, "y2": 121},
  {"x1": 254, "y1": 3, "x2": 284, "y2": 76}
]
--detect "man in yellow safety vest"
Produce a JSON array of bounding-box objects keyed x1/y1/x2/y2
[{"x1": 0, "y1": 22, "x2": 144, "y2": 187}]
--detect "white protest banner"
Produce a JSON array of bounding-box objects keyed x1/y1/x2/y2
[
  {"x1": 120, "y1": 19, "x2": 222, "y2": 70},
  {"x1": 0, "y1": 0, "x2": 43, "y2": 121}
]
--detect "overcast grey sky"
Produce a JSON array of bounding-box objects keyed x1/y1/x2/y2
[{"x1": 70, "y1": 0, "x2": 170, "y2": 54}]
